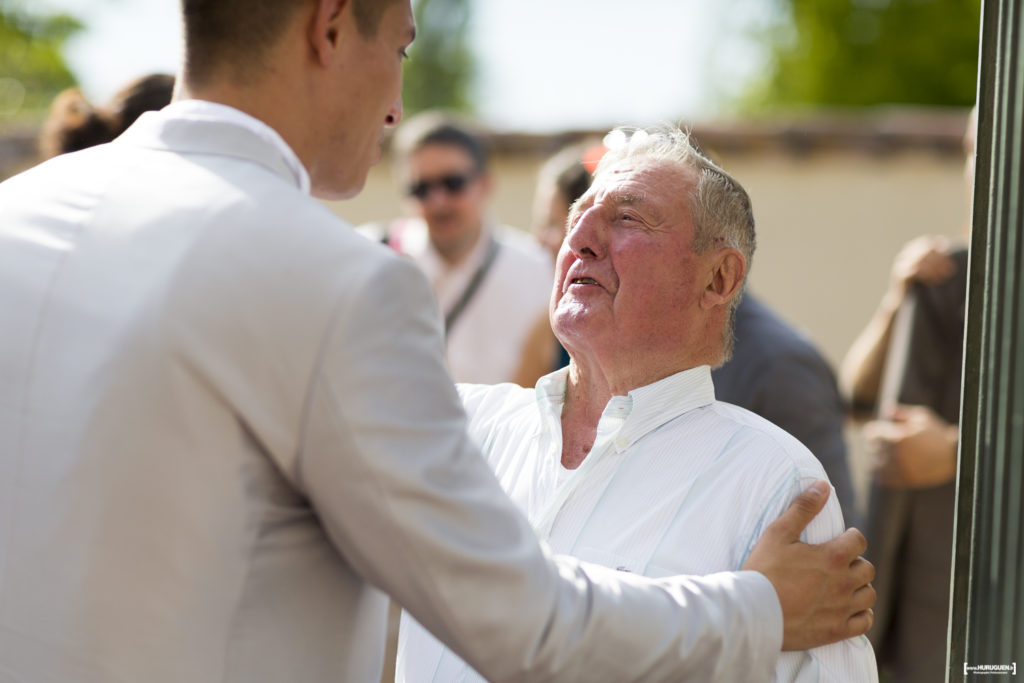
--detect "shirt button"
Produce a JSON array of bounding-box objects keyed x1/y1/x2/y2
[{"x1": 615, "y1": 438, "x2": 628, "y2": 448}]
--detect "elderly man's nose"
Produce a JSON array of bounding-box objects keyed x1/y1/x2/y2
[{"x1": 567, "y1": 212, "x2": 605, "y2": 259}]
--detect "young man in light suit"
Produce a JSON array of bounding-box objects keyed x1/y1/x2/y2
[{"x1": 0, "y1": 1, "x2": 874, "y2": 681}]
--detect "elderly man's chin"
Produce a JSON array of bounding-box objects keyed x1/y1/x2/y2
[{"x1": 552, "y1": 299, "x2": 601, "y2": 340}]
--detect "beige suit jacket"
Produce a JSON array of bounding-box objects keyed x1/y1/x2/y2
[{"x1": 0, "y1": 108, "x2": 782, "y2": 682}]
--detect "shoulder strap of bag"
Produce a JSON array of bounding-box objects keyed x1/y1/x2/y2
[{"x1": 444, "y1": 236, "x2": 501, "y2": 336}]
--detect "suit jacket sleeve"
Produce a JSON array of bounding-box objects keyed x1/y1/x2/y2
[{"x1": 292, "y1": 254, "x2": 784, "y2": 682}]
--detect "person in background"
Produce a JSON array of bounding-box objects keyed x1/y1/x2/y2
[
  {"x1": 528, "y1": 142, "x2": 605, "y2": 371},
  {"x1": 530, "y1": 143, "x2": 605, "y2": 261},
  {"x1": 839, "y1": 107, "x2": 975, "y2": 682},
  {"x1": 372, "y1": 111, "x2": 556, "y2": 385},
  {"x1": 38, "y1": 73, "x2": 175, "y2": 158},
  {"x1": 398, "y1": 124, "x2": 878, "y2": 682},
  {"x1": 0, "y1": 0, "x2": 875, "y2": 681}
]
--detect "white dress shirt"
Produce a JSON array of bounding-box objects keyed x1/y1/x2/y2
[
  {"x1": 399, "y1": 366, "x2": 878, "y2": 682},
  {"x1": 1, "y1": 103, "x2": 787, "y2": 682}
]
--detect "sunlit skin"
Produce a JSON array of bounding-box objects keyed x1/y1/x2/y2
[
  {"x1": 176, "y1": 1, "x2": 415, "y2": 201},
  {"x1": 306, "y1": 1, "x2": 415, "y2": 199},
  {"x1": 551, "y1": 157, "x2": 744, "y2": 398},
  {"x1": 551, "y1": 156, "x2": 746, "y2": 467},
  {"x1": 403, "y1": 143, "x2": 492, "y2": 265}
]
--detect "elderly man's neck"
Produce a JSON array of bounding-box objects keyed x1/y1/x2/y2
[
  {"x1": 561, "y1": 342, "x2": 720, "y2": 471},
  {"x1": 559, "y1": 350, "x2": 712, "y2": 469}
]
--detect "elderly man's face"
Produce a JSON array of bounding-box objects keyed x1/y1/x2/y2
[{"x1": 551, "y1": 157, "x2": 714, "y2": 365}]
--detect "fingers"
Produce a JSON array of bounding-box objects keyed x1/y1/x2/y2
[
  {"x1": 850, "y1": 552, "x2": 873, "y2": 577},
  {"x1": 912, "y1": 251, "x2": 955, "y2": 285},
  {"x1": 886, "y1": 404, "x2": 909, "y2": 421},
  {"x1": 825, "y1": 528, "x2": 868, "y2": 566},
  {"x1": 863, "y1": 421, "x2": 894, "y2": 454},
  {"x1": 845, "y1": 608, "x2": 875, "y2": 639},
  {"x1": 892, "y1": 235, "x2": 955, "y2": 289},
  {"x1": 763, "y1": 481, "x2": 830, "y2": 543},
  {"x1": 851, "y1": 580, "x2": 876, "y2": 614}
]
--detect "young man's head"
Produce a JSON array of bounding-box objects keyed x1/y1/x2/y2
[{"x1": 180, "y1": 0, "x2": 415, "y2": 200}]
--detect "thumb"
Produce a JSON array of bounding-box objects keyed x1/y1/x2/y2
[{"x1": 764, "y1": 481, "x2": 830, "y2": 543}]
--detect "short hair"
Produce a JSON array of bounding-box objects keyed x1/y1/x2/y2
[
  {"x1": 107, "y1": 74, "x2": 176, "y2": 137},
  {"x1": 38, "y1": 74, "x2": 175, "y2": 159},
  {"x1": 594, "y1": 125, "x2": 757, "y2": 360},
  {"x1": 38, "y1": 89, "x2": 113, "y2": 159},
  {"x1": 181, "y1": 0, "x2": 401, "y2": 87},
  {"x1": 392, "y1": 110, "x2": 490, "y2": 173}
]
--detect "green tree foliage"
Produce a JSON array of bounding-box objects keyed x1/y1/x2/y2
[
  {"x1": 748, "y1": 0, "x2": 981, "y2": 109},
  {"x1": 0, "y1": 3, "x2": 82, "y2": 118},
  {"x1": 402, "y1": 0, "x2": 475, "y2": 115}
]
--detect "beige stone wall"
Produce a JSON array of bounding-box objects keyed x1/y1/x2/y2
[{"x1": 328, "y1": 143, "x2": 970, "y2": 370}]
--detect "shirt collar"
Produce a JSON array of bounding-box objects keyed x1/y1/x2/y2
[
  {"x1": 162, "y1": 99, "x2": 311, "y2": 195},
  {"x1": 535, "y1": 364, "x2": 717, "y2": 453}
]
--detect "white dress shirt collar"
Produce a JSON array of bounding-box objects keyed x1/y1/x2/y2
[
  {"x1": 162, "y1": 99, "x2": 311, "y2": 194},
  {"x1": 535, "y1": 364, "x2": 717, "y2": 453}
]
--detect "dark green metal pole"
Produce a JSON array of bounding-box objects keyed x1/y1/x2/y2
[{"x1": 947, "y1": 0, "x2": 1024, "y2": 680}]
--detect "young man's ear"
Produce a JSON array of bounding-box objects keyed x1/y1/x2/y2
[
  {"x1": 309, "y1": 0, "x2": 349, "y2": 66},
  {"x1": 701, "y1": 249, "x2": 746, "y2": 310}
]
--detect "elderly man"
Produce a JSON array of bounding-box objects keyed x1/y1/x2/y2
[
  {"x1": 398, "y1": 126, "x2": 878, "y2": 682},
  {"x1": 0, "y1": 1, "x2": 873, "y2": 681},
  {"x1": 373, "y1": 112, "x2": 556, "y2": 385}
]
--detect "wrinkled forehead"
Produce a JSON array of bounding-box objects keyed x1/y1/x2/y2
[{"x1": 586, "y1": 157, "x2": 697, "y2": 210}]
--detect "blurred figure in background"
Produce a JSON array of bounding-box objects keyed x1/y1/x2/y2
[
  {"x1": 840, "y1": 108, "x2": 975, "y2": 683},
  {"x1": 369, "y1": 111, "x2": 555, "y2": 385},
  {"x1": 528, "y1": 142, "x2": 604, "y2": 371},
  {"x1": 713, "y1": 294, "x2": 858, "y2": 528},
  {"x1": 530, "y1": 142, "x2": 604, "y2": 261},
  {"x1": 38, "y1": 73, "x2": 175, "y2": 159}
]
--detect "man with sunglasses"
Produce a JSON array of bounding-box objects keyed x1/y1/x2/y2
[{"x1": 370, "y1": 111, "x2": 556, "y2": 386}]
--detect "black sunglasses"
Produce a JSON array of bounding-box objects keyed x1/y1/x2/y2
[{"x1": 407, "y1": 171, "x2": 478, "y2": 200}]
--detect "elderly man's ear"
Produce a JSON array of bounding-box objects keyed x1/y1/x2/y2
[{"x1": 700, "y1": 249, "x2": 746, "y2": 310}]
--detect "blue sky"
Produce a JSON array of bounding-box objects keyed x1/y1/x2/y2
[{"x1": 35, "y1": 0, "x2": 776, "y2": 133}]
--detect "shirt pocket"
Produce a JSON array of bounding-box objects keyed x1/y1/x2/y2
[{"x1": 573, "y1": 545, "x2": 647, "y2": 575}]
